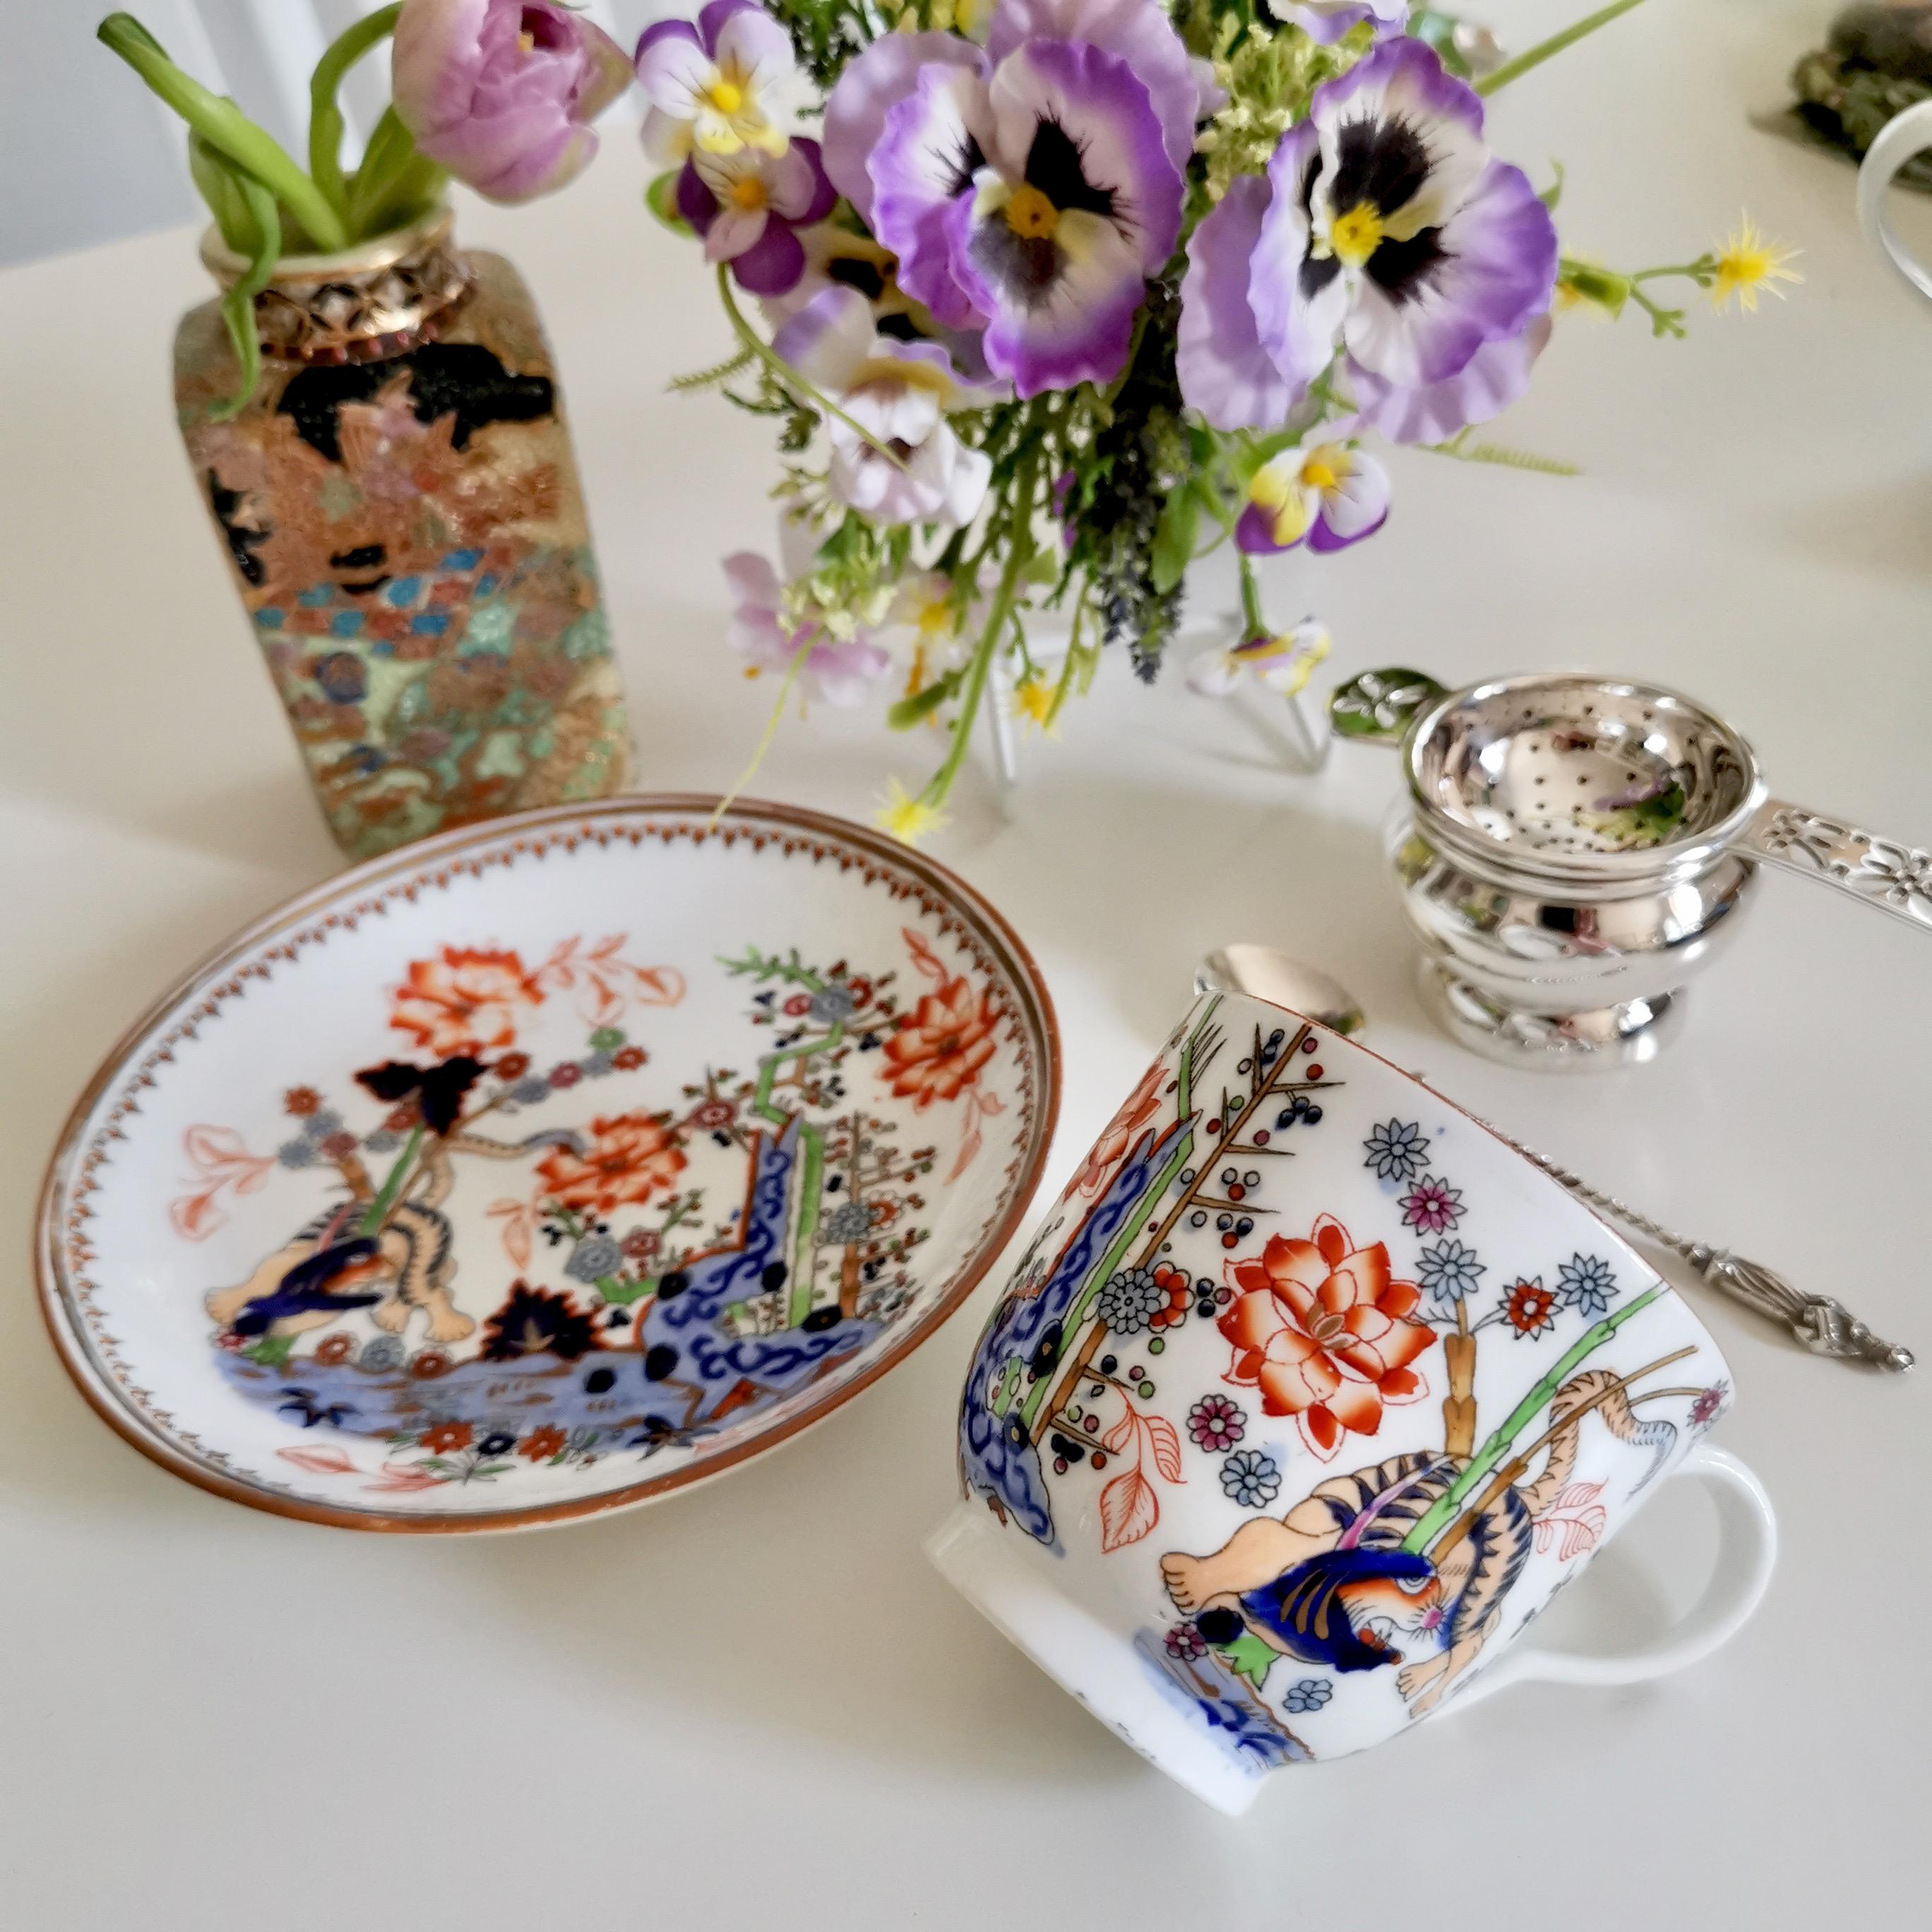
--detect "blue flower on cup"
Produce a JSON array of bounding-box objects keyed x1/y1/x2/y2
[
  {"x1": 1363, "y1": 1118, "x2": 1431, "y2": 1183},
  {"x1": 1099, "y1": 1266, "x2": 1167, "y2": 1335},
  {"x1": 1282, "y1": 1677, "x2": 1333, "y2": 1715},
  {"x1": 1220, "y1": 1449, "x2": 1282, "y2": 1508},
  {"x1": 1418, "y1": 1237, "x2": 1486, "y2": 1308},
  {"x1": 1557, "y1": 1252, "x2": 1618, "y2": 1319}
]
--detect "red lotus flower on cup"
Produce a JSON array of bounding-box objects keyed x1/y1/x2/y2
[
  {"x1": 390, "y1": 946, "x2": 542, "y2": 1057},
  {"x1": 881, "y1": 974, "x2": 998, "y2": 1109},
  {"x1": 537, "y1": 1111, "x2": 688, "y2": 1214},
  {"x1": 1218, "y1": 1214, "x2": 1434, "y2": 1460}
]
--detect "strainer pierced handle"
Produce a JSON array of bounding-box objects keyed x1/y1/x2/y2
[{"x1": 1736, "y1": 801, "x2": 1932, "y2": 932}]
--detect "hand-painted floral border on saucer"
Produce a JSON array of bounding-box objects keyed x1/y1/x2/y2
[{"x1": 37, "y1": 797, "x2": 1059, "y2": 1532}]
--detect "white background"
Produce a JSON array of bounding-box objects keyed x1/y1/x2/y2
[{"x1": 3, "y1": 1, "x2": 1929, "y2": 1926}]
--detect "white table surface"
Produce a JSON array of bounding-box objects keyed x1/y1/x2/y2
[{"x1": 4, "y1": 4, "x2": 1928, "y2": 1924}]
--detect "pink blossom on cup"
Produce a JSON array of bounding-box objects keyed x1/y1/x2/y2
[{"x1": 390, "y1": 0, "x2": 634, "y2": 203}]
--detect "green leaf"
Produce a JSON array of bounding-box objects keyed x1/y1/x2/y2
[
  {"x1": 595, "y1": 1273, "x2": 652, "y2": 1307},
  {"x1": 1150, "y1": 487, "x2": 1200, "y2": 595},
  {"x1": 887, "y1": 677, "x2": 955, "y2": 731},
  {"x1": 97, "y1": 15, "x2": 347, "y2": 250},
  {"x1": 1216, "y1": 1632, "x2": 1280, "y2": 1690},
  {"x1": 647, "y1": 169, "x2": 694, "y2": 236},
  {"x1": 1539, "y1": 160, "x2": 1567, "y2": 211}
]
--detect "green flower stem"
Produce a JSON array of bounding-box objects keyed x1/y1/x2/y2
[
  {"x1": 1016, "y1": 1002, "x2": 1222, "y2": 1436},
  {"x1": 711, "y1": 631, "x2": 817, "y2": 824},
  {"x1": 359, "y1": 1125, "x2": 425, "y2": 1237},
  {"x1": 717, "y1": 267, "x2": 907, "y2": 468},
  {"x1": 188, "y1": 131, "x2": 254, "y2": 252},
  {"x1": 1041, "y1": 579, "x2": 1088, "y2": 732},
  {"x1": 309, "y1": 3, "x2": 402, "y2": 222},
  {"x1": 919, "y1": 451, "x2": 1039, "y2": 816},
  {"x1": 1400, "y1": 1282, "x2": 1667, "y2": 1552},
  {"x1": 1237, "y1": 551, "x2": 1265, "y2": 635},
  {"x1": 345, "y1": 105, "x2": 417, "y2": 237},
  {"x1": 97, "y1": 14, "x2": 347, "y2": 251},
  {"x1": 208, "y1": 159, "x2": 281, "y2": 420},
  {"x1": 1626, "y1": 285, "x2": 1688, "y2": 339},
  {"x1": 1633, "y1": 259, "x2": 1717, "y2": 285},
  {"x1": 1475, "y1": 0, "x2": 1647, "y2": 98},
  {"x1": 354, "y1": 150, "x2": 450, "y2": 243}
]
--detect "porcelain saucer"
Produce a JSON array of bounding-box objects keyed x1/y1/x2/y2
[{"x1": 38, "y1": 797, "x2": 1059, "y2": 1531}]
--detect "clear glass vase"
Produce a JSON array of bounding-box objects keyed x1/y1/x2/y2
[{"x1": 174, "y1": 207, "x2": 632, "y2": 860}]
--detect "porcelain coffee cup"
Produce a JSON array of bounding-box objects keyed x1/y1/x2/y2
[
  {"x1": 929, "y1": 983, "x2": 1776, "y2": 1814},
  {"x1": 1859, "y1": 98, "x2": 1932, "y2": 304}
]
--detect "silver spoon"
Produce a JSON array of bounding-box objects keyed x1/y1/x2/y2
[{"x1": 1195, "y1": 947, "x2": 1914, "y2": 1373}]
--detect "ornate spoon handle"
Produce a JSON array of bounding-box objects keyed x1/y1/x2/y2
[
  {"x1": 1492, "y1": 1131, "x2": 1915, "y2": 1373},
  {"x1": 1736, "y1": 800, "x2": 1932, "y2": 931}
]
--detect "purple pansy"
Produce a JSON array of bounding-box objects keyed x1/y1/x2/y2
[
  {"x1": 636, "y1": 0, "x2": 795, "y2": 162},
  {"x1": 1254, "y1": 39, "x2": 1557, "y2": 391},
  {"x1": 1180, "y1": 37, "x2": 1558, "y2": 436},
  {"x1": 678, "y1": 136, "x2": 835, "y2": 294},
  {"x1": 1350, "y1": 314, "x2": 1553, "y2": 443},
  {"x1": 722, "y1": 544, "x2": 892, "y2": 706},
  {"x1": 946, "y1": 37, "x2": 1184, "y2": 394},
  {"x1": 984, "y1": 0, "x2": 1203, "y2": 172},
  {"x1": 835, "y1": 0, "x2": 1195, "y2": 395},
  {"x1": 1177, "y1": 174, "x2": 1304, "y2": 432},
  {"x1": 391, "y1": 0, "x2": 634, "y2": 203},
  {"x1": 822, "y1": 30, "x2": 989, "y2": 229},
  {"x1": 1275, "y1": 0, "x2": 1409, "y2": 45},
  {"x1": 773, "y1": 286, "x2": 1002, "y2": 525},
  {"x1": 1236, "y1": 432, "x2": 1390, "y2": 555}
]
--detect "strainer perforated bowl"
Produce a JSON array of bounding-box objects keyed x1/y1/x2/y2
[{"x1": 1403, "y1": 675, "x2": 1764, "y2": 883}]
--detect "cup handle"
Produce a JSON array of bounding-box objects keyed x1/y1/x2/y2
[
  {"x1": 1859, "y1": 100, "x2": 1932, "y2": 304},
  {"x1": 1450, "y1": 1444, "x2": 1777, "y2": 1710}
]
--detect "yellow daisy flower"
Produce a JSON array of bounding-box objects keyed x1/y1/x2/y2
[
  {"x1": 876, "y1": 777, "x2": 946, "y2": 846},
  {"x1": 1710, "y1": 216, "x2": 1802, "y2": 313},
  {"x1": 1011, "y1": 674, "x2": 1056, "y2": 734}
]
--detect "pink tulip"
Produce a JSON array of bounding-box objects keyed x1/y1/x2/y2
[{"x1": 392, "y1": 0, "x2": 633, "y2": 203}]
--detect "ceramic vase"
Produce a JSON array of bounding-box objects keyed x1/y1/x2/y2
[{"x1": 174, "y1": 208, "x2": 632, "y2": 859}]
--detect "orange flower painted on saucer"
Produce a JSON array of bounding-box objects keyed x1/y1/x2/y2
[
  {"x1": 390, "y1": 946, "x2": 543, "y2": 1057},
  {"x1": 881, "y1": 974, "x2": 998, "y2": 1109},
  {"x1": 420, "y1": 1421, "x2": 472, "y2": 1455},
  {"x1": 537, "y1": 1111, "x2": 688, "y2": 1213},
  {"x1": 1217, "y1": 1215, "x2": 1434, "y2": 1460}
]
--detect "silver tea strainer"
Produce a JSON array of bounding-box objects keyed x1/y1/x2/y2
[{"x1": 1332, "y1": 670, "x2": 1932, "y2": 1070}]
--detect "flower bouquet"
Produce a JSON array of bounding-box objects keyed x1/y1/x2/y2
[{"x1": 639, "y1": 0, "x2": 1797, "y2": 839}]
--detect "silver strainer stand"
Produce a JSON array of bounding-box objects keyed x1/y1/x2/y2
[{"x1": 1373, "y1": 673, "x2": 1932, "y2": 1071}]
